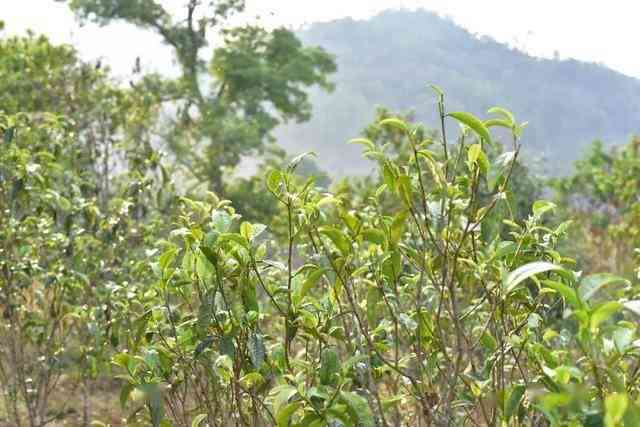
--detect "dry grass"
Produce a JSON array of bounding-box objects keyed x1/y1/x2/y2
[{"x1": 0, "y1": 377, "x2": 127, "y2": 427}]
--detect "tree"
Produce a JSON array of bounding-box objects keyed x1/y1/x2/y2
[{"x1": 62, "y1": 0, "x2": 336, "y2": 195}]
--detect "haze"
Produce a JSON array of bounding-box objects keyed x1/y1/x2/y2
[{"x1": 3, "y1": 0, "x2": 640, "y2": 79}]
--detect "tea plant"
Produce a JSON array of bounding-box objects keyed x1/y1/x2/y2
[
  {"x1": 553, "y1": 137, "x2": 640, "y2": 277},
  {"x1": 111, "y1": 90, "x2": 640, "y2": 426},
  {"x1": 0, "y1": 106, "x2": 170, "y2": 425}
]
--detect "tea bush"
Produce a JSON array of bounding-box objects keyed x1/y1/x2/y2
[
  {"x1": 0, "y1": 108, "x2": 170, "y2": 426},
  {"x1": 108, "y1": 91, "x2": 640, "y2": 426}
]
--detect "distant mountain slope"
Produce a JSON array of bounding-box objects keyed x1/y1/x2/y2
[{"x1": 275, "y1": 9, "x2": 640, "y2": 176}]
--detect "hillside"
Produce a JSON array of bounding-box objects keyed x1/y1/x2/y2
[{"x1": 276, "y1": 9, "x2": 640, "y2": 176}]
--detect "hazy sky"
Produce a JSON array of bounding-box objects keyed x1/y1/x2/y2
[{"x1": 3, "y1": 0, "x2": 640, "y2": 79}]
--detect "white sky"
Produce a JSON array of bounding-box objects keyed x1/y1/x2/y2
[{"x1": 2, "y1": 0, "x2": 640, "y2": 79}]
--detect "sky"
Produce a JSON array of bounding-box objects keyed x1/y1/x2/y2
[{"x1": 2, "y1": 0, "x2": 640, "y2": 79}]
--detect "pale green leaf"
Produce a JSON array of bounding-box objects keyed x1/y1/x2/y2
[
  {"x1": 448, "y1": 111, "x2": 491, "y2": 144},
  {"x1": 348, "y1": 138, "x2": 376, "y2": 151},
  {"x1": 318, "y1": 226, "x2": 351, "y2": 255},
  {"x1": 191, "y1": 414, "x2": 208, "y2": 427},
  {"x1": 504, "y1": 262, "x2": 565, "y2": 294},
  {"x1": 379, "y1": 117, "x2": 409, "y2": 134},
  {"x1": 579, "y1": 273, "x2": 630, "y2": 302},
  {"x1": 591, "y1": 302, "x2": 623, "y2": 332},
  {"x1": 605, "y1": 393, "x2": 628, "y2": 427}
]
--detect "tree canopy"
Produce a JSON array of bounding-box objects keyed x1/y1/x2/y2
[{"x1": 62, "y1": 0, "x2": 336, "y2": 194}]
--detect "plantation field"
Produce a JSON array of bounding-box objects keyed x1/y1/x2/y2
[{"x1": 2, "y1": 2, "x2": 640, "y2": 426}]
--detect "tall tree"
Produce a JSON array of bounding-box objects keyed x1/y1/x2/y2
[{"x1": 62, "y1": 0, "x2": 336, "y2": 194}]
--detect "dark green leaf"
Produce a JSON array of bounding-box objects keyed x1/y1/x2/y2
[
  {"x1": 505, "y1": 385, "x2": 526, "y2": 420},
  {"x1": 319, "y1": 348, "x2": 340, "y2": 386},
  {"x1": 318, "y1": 226, "x2": 351, "y2": 255},
  {"x1": 249, "y1": 331, "x2": 266, "y2": 368},
  {"x1": 340, "y1": 390, "x2": 375, "y2": 427}
]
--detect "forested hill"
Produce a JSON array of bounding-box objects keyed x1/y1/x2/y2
[{"x1": 276, "y1": 9, "x2": 640, "y2": 176}]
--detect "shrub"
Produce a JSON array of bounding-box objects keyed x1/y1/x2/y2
[{"x1": 113, "y1": 91, "x2": 640, "y2": 426}]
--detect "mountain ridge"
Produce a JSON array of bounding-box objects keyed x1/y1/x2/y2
[{"x1": 275, "y1": 9, "x2": 640, "y2": 176}]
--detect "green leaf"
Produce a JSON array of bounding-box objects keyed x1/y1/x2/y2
[
  {"x1": 3, "y1": 127, "x2": 14, "y2": 143},
  {"x1": 504, "y1": 262, "x2": 565, "y2": 294},
  {"x1": 367, "y1": 284, "x2": 382, "y2": 327},
  {"x1": 467, "y1": 143, "x2": 489, "y2": 174},
  {"x1": 480, "y1": 331, "x2": 498, "y2": 352},
  {"x1": 340, "y1": 390, "x2": 375, "y2": 427},
  {"x1": 211, "y1": 210, "x2": 233, "y2": 232},
  {"x1": 195, "y1": 250, "x2": 215, "y2": 282},
  {"x1": 613, "y1": 327, "x2": 634, "y2": 353},
  {"x1": 267, "y1": 169, "x2": 283, "y2": 193},
  {"x1": 277, "y1": 402, "x2": 303, "y2": 427},
  {"x1": 429, "y1": 83, "x2": 445, "y2": 97},
  {"x1": 194, "y1": 336, "x2": 214, "y2": 358},
  {"x1": 591, "y1": 301, "x2": 623, "y2": 332},
  {"x1": 543, "y1": 280, "x2": 580, "y2": 309},
  {"x1": 191, "y1": 414, "x2": 208, "y2": 427},
  {"x1": 390, "y1": 211, "x2": 408, "y2": 244},
  {"x1": 505, "y1": 385, "x2": 526, "y2": 420},
  {"x1": 382, "y1": 396, "x2": 403, "y2": 411},
  {"x1": 468, "y1": 143, "x2": 481, "y2": 164},
  {"x1": 218, "y1": 233, "x2": 250, "y2": 249},
  {"x1": 119, "y1": 383, "x2": 135, "y2": 408},
  {"x1": 532, "y1": 200, "x2": 556, "y2": 217},
  {"x1": 240, "y1": 372, "x2": 265, "y2": 388},
  {"x1": 318, "y1": 226, "x2": 351, "y2": 255},
  {"x1": 299, "y1": 267, "x2": 327, "y2": 300},
  {"x1": 240, "y1": 221, "x2": 253, "y2": 240},
  {"x1": 249, "y1": 331, "x2": 266, "y2": 368},
  {"x1": 288, "y1": 151, "x2": 316, "y2": 172},
  {"x1": 396, "y1": 174, "x2": 413, "y2": 206},
  {"x1": 241, "y1": 280, "x2": 259, "y2": 313},
  {"x1": 487, "y1": 106, "x2": 515, "y2": 124},
  {"x1": 605, "y1": 393, "x2": 628, "y2": 427},
  {"x1": 624, "y1": 402, "x2": 640, "y2": 425},
  {"x1": 250, "y1": 223, "x2": 267, "y2": 242},
  {"x1": 379, "y1": 117, "x2": 409, "y2": 133},
  {"x1": 579, "y1": 273, "x2": 630, "y2": 302},
  {"x1": 361, "y1": 228, "x2": 386, "y2": 245},
  {"x1": 113, "y1": 353, "x2": 133, "y2": 370},
  {"x1": 158, "y1": 248, "x2": 178, "y2": 270},
  {"x1": 319, "y1": 348, "x2": 340, "y2": 386},
  {"x1": 348, "y1": 138, "x2": 375, "y2": 151},
  {"x1": 271, "y1": 385, "x2": 298, "y2": 416},
  {"x1": 219, "y1": 335, "x2": 235, "y2": 360},
  {"x1": 382, "y1": 251, "x2": 402, "y2": 282},
  {"x1": 447, "y1": 111, "x2": 491, "y2": 144},
  {"x1": 341, "y1": 211, "x2": 361, "y2": 233},
  {"x1": 382, "y1": 162, "x2": 397, "y2": 190},
  {"x1": 484, "y1": 118, "x2": 512, "y2": 129},
  {"x1": 137, "y1": 383, "x2": 164, "y2": 427}
]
